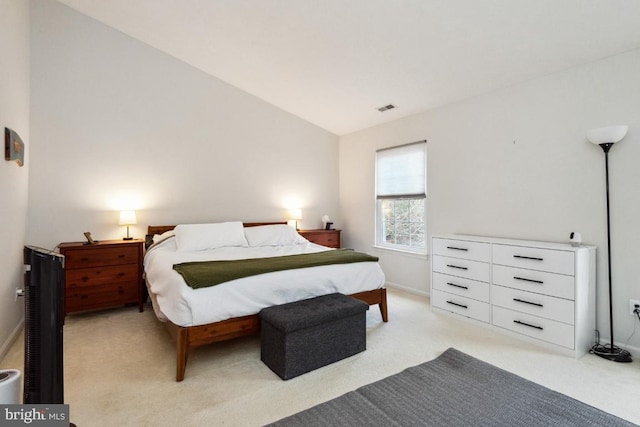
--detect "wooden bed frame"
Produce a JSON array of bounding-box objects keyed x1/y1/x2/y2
[{"x1": 146, "y1": 222, "x2": 388, "y2": 381}]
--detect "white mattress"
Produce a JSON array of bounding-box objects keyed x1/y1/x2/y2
[{"x1": 144, "y1": 237, "x2": 386, "y2": 327}]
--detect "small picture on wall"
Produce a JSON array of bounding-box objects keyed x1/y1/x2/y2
[{"x1": 5, "y1": 127, "x2": 25, "y2": 167}]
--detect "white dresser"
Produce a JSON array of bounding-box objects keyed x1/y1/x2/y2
[{"x1": 431, "y1": 235, "x2": 596, "y2": 357}]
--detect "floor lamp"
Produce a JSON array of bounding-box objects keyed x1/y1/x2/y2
[{"x1": 587, "y1": 125, "x2": 632, "y2": 363}]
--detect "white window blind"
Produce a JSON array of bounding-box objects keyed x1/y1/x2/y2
[{"x1": 376, "y1": 141, "x2": 426, "y2": 199}]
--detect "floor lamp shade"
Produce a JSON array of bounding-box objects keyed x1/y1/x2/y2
[
  {"x1": 586, "y1": 125, "x2": 628, "y2": 145},
  {"x1": 587, "y1": 125, "x2": 632, "y2": 363}
]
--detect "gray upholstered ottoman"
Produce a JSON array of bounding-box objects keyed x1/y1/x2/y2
[{"x1": 259, "y1": 293, "x2": 368, "y2": 380}]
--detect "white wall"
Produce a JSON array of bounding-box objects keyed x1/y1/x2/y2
[
  {"x1": 0, "y1": 0, "x2": 30, "y2": 357},
  {"x1": 340, "y1": 49, "x2": 640, "y2": 350},
  {"x1": 28, "y1": 0, "x2": 339, "y2": 250}
]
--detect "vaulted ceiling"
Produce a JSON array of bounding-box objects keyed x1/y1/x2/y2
[{"x1": 55, "y1": 0, "x2": 640, "y2": 135}]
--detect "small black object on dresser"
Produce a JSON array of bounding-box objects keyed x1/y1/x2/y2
[{"x1": 259, "y1": 293, "x2": 368, "y2": 380}]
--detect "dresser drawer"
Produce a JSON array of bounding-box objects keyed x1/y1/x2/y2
[
  {"x1": 491, "y1": 285, "x2": 575, "y2": 325},
  {"x1": 65, "y1": 281, "x2": 139, "y2": 312},
  {"x1": 492, "y1": 306, "x2": 575, "y2": 349},
  {"x1": 432, "y1": 238, "x2": 491, "y2": 262},
  {"x1": 492, "y1": 244, "x2": 575, "y2": 275},
  {"x1": 432, "y1": 255, "x2": 490, "y2": 282},
  {"x1": 432, "y1": 289, "x2": 490, "y2": 323},
  {"x1": 492, "y1": 265, "x2": 575, "y2": 300},
  {"x1": 66, "y1": 264, "x2": 139, "y2": 289},
  {"x1": 64, "y1": 245, "x2": 139, "y2": 269},
  {"x1": 432, "y1": 272, "x2": 490, "y2": 302}
]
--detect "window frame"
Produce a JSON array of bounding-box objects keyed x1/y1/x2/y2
[{"x1": 374, "y1": 141, "x2": 427, "y2": 255}]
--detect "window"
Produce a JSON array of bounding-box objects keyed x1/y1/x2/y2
[{"x1": 375, "y1": 141, "x2": 426, "y2": 253}]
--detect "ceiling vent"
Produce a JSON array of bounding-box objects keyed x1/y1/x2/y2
[{"x1": 377, "y1": 104, "x2": 396, "y2": 112}]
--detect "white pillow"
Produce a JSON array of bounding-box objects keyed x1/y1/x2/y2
[
  {"x1": 244, "y1": 224, "x2": 308, "y2": 247},
  {"x1": 174, "y1": 222, "x2": 248, "y2": 251},
  {"x1": 152, "y1": 230, "x2": 175, "y2": 244}
]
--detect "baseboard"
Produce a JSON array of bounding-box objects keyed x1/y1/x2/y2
[
  {"x1": 615, "y1": 339, "x2": 640, "y2": 358},
  {"x1": 0, "y1": 319, "x2": 24, "y2": 363},
  {"x1": 385, "y1": 281, "x2": 429, "y2": 298}
]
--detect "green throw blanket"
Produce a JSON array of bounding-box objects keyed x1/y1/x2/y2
[{"x1": 173, "y1": 249, "x2": 379, "y2": 289}]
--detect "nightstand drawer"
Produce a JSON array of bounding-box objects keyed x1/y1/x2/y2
[
  {"x1": 309, "y1": 234, "x2": 339, "y2": 247},
  {"x1": 65, "y1": 281, "x2": 139, "y2": 312},
  {"x1": 298, "y1": 230, "x2": 341, "y2": 248},
  {"x1": 66, "y1": 264, "x2": 139, "y2": 289},
  {"x1": 64, "y1": 245, "x2": 139, "y2": 268}
]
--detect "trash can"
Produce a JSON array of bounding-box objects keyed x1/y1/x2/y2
[{"x1": 0, "y1": 369, "x2": 21, "y2": 404}]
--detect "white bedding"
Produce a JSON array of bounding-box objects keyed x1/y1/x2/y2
[{"x1": 144, "y1": 236, "x2": 386, "y2": 327}]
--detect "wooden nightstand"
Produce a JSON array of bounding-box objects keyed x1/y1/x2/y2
[
  {"x1": 58, "y1": 239, "x2": 144, "y2": 316},
  {"x1": 298, "y1": 229, "x2": 341, "y2": 248}
]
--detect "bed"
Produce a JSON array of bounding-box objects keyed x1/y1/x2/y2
[{"x1": 144, "y1": 221, "x2": 388, "y2": 381}]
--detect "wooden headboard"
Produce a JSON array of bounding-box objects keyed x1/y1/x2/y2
[{"x1": 147, "y1": 221, "x2": 287, "y2": 236}]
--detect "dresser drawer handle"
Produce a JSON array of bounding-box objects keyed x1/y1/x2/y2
[
  {"x1": 513, "y1": 276, "x2": 543, "y2": 284},
  {"x1": 513, "y1": 298, "x2": 543, "y2": 308},
  {"x1": 446, "y1": 264, "x2": 468, "y2": 270},
  {"x1": 447, "y1": 282, "x2": 468, "y2": 290},
  {"x1": 446, "y1": 246, "x2": 468, "y2": 251},
  {"x1": 446, "y1": 301, "x2": 468, "y2": 309},
  {"x1": 513, "y1": 255, "x2": 543, "y2": 261},
  {"x1": 513, "y1": 320, "x2": 543, "y2": 330}
]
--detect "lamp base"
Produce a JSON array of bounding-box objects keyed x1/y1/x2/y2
[
  {"x1": 592, "y1": 344, "x2": 633, "y2": 363},
  {"x1": 123, "y1": 237, "x2": 133, "y2": 241}
]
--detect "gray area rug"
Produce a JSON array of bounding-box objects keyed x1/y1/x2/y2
[{"x1": 267, "y1": 348, "x2": 637, "y2": 426}]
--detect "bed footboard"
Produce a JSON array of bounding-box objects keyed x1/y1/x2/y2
[{"x1": 169, "y1": 288, "x2": 388, "y2": 381}]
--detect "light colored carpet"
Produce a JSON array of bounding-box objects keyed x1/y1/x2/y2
[{"x1": 2, "y1": 288, "x2": 639, "y2": 426}]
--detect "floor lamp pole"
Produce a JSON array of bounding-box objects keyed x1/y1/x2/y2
[
  {"x1": 596, "y1": 142, "x2": 632, "y2": 362},
  {"x1": 603, "y1": 147, "x2": 614, "y2": 355}
]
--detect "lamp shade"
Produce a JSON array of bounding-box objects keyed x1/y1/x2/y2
[
  {"x1": 119, "y1": 210, "x2": 137, "y2": 226},
  {"x1": 586, "y1": 125, "x2": 628, "y2": 145},
  {"x1": 288, "y1": 208, "x2": 302, "y2": 220}
]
